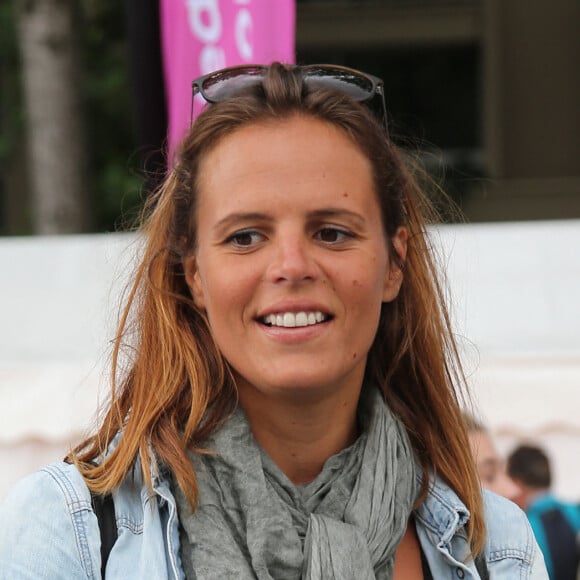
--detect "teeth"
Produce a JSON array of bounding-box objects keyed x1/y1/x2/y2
[{"x1": 263, "y1": 311, "x2": 328, "y2": 328}]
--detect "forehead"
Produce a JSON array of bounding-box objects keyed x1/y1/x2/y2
[
  {"x1": 188, "y1": 117, "x2": 390, "y2": 247},
  {"x1": 196, "y1": 115, "x2": 375, "y2": 199}
]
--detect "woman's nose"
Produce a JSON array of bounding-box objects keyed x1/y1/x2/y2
[{"x1": 266, "y1": 235, "x2": 320, "y2": 284}]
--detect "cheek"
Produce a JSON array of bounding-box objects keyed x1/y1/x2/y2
[
  {"x1": 343, "y1": 269, "x2": 386, "y2": 319},
  {"x1": 350, "y1": 256, "x2": 389, "y2": 296},
  {"x1": 199, "y1": 264, "x2": 255, "y2": 322}
]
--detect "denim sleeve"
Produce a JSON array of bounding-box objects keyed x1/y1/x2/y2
[
  {"x1": 483, "y1": 491, "x2": 549, "y2": 579},
  {"x1": 0, "y1": 463, "x2": 100, "y2": 579},
  {"x1": 529, "y1": 541, "x2": 549, "y2": 580}
]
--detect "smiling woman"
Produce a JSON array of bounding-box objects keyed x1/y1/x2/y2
[
  {"x1": 0, "y1": 63, "x2": 547, "y2": 579},
  {"x1": 187, "y1": 118, "x2": 401, "y2": 395},
  {"x1": 184, "y1": 116, "x2": 406, "y2": 484}
]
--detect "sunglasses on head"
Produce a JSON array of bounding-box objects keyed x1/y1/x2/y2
[{"x1": 191, "y1": 64, "x2": 389, "y2": 138}]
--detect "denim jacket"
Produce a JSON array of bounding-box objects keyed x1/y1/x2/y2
[{"x1": 0, "y1": 460, "x2": 547, "y2": 579}]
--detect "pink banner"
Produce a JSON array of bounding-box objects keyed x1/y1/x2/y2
[{"x1": 160, "y1": 0, "x2": 296, "y2": 155}]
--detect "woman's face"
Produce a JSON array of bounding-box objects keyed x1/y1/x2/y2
[{"x1": 184, "y1": 115, "x2": 406, "y2": 404}]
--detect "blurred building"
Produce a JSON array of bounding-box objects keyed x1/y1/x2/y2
[
  {"x1": 2, "y1": 0, "x2": 578, "y2": 233},
  {"x1": 296, "y1": 0, "x2": 580, "y2": 221}
]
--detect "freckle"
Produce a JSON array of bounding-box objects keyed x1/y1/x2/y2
[{"x1": 343, "y1": 192, "x2": 348, "y2": 198}]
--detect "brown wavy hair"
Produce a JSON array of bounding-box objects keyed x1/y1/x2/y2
[{"x1": 69, "y1": 62, "x2": 484, "y2": 554}]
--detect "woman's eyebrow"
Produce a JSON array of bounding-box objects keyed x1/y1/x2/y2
[
  {"x1": 308, "y1": 208, "x2": 366, "y2": 226},
  {"x1": 214, "y1": 212, "x2": 271, "y2": 231},
  {"x1": 213, "y1": 208, "x2": 367, "y2": 233}
]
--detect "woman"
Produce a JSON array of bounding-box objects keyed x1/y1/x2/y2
[{"x1": 0, "y1": 63, "x2": 546, "y2": 578}]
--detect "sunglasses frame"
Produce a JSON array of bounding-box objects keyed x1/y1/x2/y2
[{"x1": 191, "y1": 64, "x2": 389, "y2": 138}]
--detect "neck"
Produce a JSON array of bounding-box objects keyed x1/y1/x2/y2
[{"x1": 238, "y1": 383, "x2": 363, "y2": 485}]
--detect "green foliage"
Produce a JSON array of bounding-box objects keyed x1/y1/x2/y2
[
  {"x1": 0, "y1": 2, "x2": 29, "y2": 234},
  {"x1": 0, "y1": 0, "x2": 146, "y2": 234},
  {"x1": 0, "y1": 2, "x2": 23, "y2": 179},
  {"x1": 81, "y1": 0, "x2": 145, "y2": 232}
]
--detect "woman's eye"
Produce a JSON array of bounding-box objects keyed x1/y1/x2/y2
[
  {"x1": 227, "y1": 230, "x2": 263, "y2": 247},
  {"x1": 315, "y1": 227, "x2": 353, "y2": 243}
]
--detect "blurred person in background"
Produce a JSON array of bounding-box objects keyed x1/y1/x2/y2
[
  {"x1": 508, "y1": 444, "x2": 580, "y2": 580},
  {"x1": 463, "y1": 412, "x2": 520, "y2": 501}
]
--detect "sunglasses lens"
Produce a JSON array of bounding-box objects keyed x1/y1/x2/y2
[
  {"x1": 200, "y1": 68, "x2": 265, "y2": 102},
  {"x1": 192, "y1": 65, "x2": 387, "y2": 136},
  {"x1": 304, "y1": 68, "x2": 375, "y2": 102}
]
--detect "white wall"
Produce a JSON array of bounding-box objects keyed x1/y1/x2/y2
[
  {"x1": 1, "y1": 221, "x2": 579, "y2": 498},
  {"x1": 437, "y1": 221, "x2": 580, "y2": 499},
  {"x1": 0, "y1": 233, "x2": 137, "y2": 493}
]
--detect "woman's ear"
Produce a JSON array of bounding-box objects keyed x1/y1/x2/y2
[
  {"x1": 382, "y1": 227, "x2": 408, "y2": 303},
  {"x1": 183, "y1": 255, "x2": 206, "y2": 309}
]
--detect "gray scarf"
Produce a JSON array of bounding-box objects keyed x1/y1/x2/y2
[{"x1": 175, "y1": 387, "x2": 417, "y2": 579}]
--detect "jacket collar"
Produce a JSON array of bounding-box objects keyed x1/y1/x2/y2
[{"x1": 414, "y1": 470, "x2": 470, "y2": 545}]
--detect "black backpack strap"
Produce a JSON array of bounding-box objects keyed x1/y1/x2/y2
[
  {"x1": 90, "y1": 490, "x2": 118, "y2": 578},
  {"x1": 475, "y1": 553, "x2": 490, "y2": 580}
]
